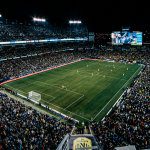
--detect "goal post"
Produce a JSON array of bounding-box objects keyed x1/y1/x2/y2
[{"x1": 28, "y1": 91, "x2": 41, "y2": 102}]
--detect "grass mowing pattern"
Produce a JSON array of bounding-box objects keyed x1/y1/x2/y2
[{"x1": 4, "y1": 60, "x2": 141, "y2": 122}]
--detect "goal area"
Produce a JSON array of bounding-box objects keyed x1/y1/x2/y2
[{"x1": 28, "y1": 91, "x2": 41, "y2": 102}]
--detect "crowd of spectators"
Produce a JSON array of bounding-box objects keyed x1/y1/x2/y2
[
  {"x1": 0, "y1": 49, "x2": 83, "y2": 83},
  {"x1": 0, "y1": 21, "x2": 88, "y2": 41},
  {"x1": 91, "y1": 51, "x2": 150, "y2": 150},
  {"x1": 0, "y1": 42, "x2": 90, "y2": 60},
  {"x1": 0, "y1": 92, "x2": 73, "y2": 149}
]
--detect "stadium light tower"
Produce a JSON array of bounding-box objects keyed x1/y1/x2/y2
[
  {"x1": 33, "y1": 17, "x2": 46, "y2": 23},
  {"x1": 69, "y1": 20, "x2": 82, "y2": 24}
]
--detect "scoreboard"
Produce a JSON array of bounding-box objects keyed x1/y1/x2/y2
[
  {"x1": 131, "y1": 32, "x2": 142, "y2": 45},
  {"x1": 111, "y1": 31, "x2": 142, "y2": 45}
]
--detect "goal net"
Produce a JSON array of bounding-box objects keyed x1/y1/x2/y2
[{"x1": 28, "y1": 91, "x2": 41, "y2": 102}]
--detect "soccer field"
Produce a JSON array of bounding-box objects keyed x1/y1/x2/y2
[{"x1": 3, "y1": 60, "x2": 141, "y2": 122}]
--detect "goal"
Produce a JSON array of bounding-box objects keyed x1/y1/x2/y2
[{"x1": 28, "y1": 91, "x2": 41, "y2": 102}]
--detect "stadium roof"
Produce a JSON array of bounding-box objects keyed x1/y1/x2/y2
[{"x1": 0, "y1": 0, "x2": 149, "y2": 32}]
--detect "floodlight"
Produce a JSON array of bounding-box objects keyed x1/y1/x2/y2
[
  {"x1": 0, "y1": 14, "x2": 2, "y2": 17},
  {"x1": 69, "y1": 20, "x2": 82, "y2": 24},
  {"x1": 33, "y1": 17, "x2": 46, "y2": 22}
]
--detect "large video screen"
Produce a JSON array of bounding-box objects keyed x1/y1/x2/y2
[
  {"x1": 131, "y1": 32, "x2": 142, "y2": 45},
  {"x1": 111, "y1": 31, "x2": 142, "y2": 45},
  {"x1": 111, "y1": 32, "x2": 122, "y2": 45}
]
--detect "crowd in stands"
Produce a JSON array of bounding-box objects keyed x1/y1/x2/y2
[
  {"x1": 0, "y1": 92, "x2": 73, "y2": 149},
  {"x1": 0, "y1": 21, "x2": 88, "y2": 41},
  {"x1": 0, "y1": 42, "x2": 90, "y2": 60},
  {"x1": 0, "y1": 49, "x2": 82, "y2": 82},
  {"x1": 91, "y1": 51, "x2": 150, "y2": 150}
]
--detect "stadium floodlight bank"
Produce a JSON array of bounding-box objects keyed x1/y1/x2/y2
[
  {"x1": 33, "y1": 17, "x2": 46, "y2": 22},
  {"x1": 69, "y1": 20, "x2": 82, "y2": 24},
  {"x1": 0, "y1": 14, "x2": 2, "y2": 17},
  {"x1": 28, "y1": 91, "x2": 41, "y2": 102}
]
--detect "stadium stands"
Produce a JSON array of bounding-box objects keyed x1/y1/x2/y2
[
  {"x1": 0, "y1": 50, "x2": 82, "y2": 83},
  {"x1": 0, "y1": 92, "x2": 73, "y2": 149},
  {"x1": 0, "y1": 21, "x2": 88, "y2": 41}
]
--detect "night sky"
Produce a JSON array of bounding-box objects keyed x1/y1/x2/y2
[{"x1": 0, "y1": 0, "x2": 149, "y2": 32}]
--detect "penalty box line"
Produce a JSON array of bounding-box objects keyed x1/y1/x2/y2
[
  {"x1": 35, "y1": 81, "x2": 87, "y2": 115},
  {"x1": 64, "y1": 94, "x2": 84, "y2": 110},
  {"x1": 4, "y1": 84, "x2": 90, "y2": 122},
  {"x1": 26, "y1": 82, "x2": 56, "y2": 101},
  {"x1": 33, "y1": 90, "x2": 56, "y2": 102},
  {"x1": 41, "y1": 97, "x2": 91, "y2": 122},
  {"x1": 35, "y1": 80, "x2": 83, "y2": 96}
]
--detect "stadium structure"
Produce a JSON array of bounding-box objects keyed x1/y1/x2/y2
[{"x1": 0, "y1": 15, "x2": 149, "y2": 150}]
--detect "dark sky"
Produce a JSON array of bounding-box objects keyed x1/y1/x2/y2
[{"x1": 0, "y1": 0, "x2": 149, "y2": 32}]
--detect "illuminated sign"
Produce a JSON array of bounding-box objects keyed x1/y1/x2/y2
[{"x1": 73, "y1": 137, "x2": 92, "y2": 150}]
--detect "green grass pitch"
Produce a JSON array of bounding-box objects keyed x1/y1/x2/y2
[{"x1": 3, "y1": 60, "x2": 141, "y2": 122}]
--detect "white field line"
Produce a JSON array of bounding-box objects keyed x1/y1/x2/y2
[
  {"x1": 26, "y1": 83, "x2": 56, "y2": 99},
  {"x1": 33, "y1": 90, "x2": 56, "y2": 101},
  {"x1": 5, "y1": 83, "x2": 90, "y2": 121},
  {"x1": 41, "y1": 99, "x2": 91, "y2": 121},
  {"x1": 65, "y1": 94, "x2": 84, "y2": 110},
  {"x1": 92, "y1": 66, "x2": 141, "y2": 121},
  {"x1": 101, "y1": 90, "x2": 126, "y2": 122},
  {"x1": 35, "y1": 80, "x2": 85, "y2": 109},
  {"x1": 2, "y1": 88, "x2": 79, "y2": 123},
  {"x1": 4, "y1": 80, "x2": 89, "y2": 121},
  {"x1": 35, "y1": 81, "x2": 83, "y2": 96},
  {"x1": 34, "y1": 81, "x2": 92, "y2": 121}
]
